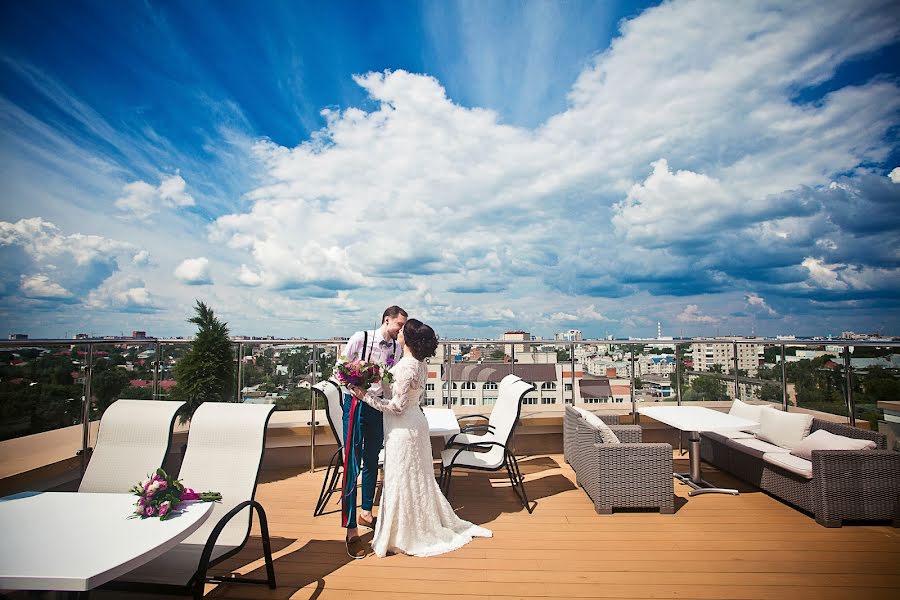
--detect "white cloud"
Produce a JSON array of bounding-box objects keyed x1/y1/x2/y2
[
  {"x1": 174, "y1": 257, "x2": 212, "y2": 285},
  {"x1": 115, "y1": 173, "x2": 194, "y2": 221},
  {"x1": 0, "y1": 217, "x2": 134, "y2": 265},
  {"x1": 86, "y1": 272, "x2": 157, "y2": 311},
  {"x1": 20, "y1": 274, "x2": 72, "y2": 298},
  {"x1": 677, "y1": 304, "x2": 720, "y2": 324},
  {"x1": 132, "y1": 250, "x2": 151, "y2": 266},
  {"x1": 551, "y1": 304, "x2": 610, "y2": 322},
  {"x1": 889, "y1": 167, "x2": 900, "y2": 183},
  {"x1": 745, "y1": 292, "x2": 777, "y2": 316},
  {"x1": 801, "y1": 257, "x2": 849, "y2": 291}
]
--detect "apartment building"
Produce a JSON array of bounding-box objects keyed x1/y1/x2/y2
[{"x1": 690, "y1": 338, "x2": 764, "y2": 376}]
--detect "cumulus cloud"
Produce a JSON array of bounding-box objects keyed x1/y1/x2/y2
[
  {"x1": 20, "y1": 274, "x2": 72, "y2": 299},
  {"x1": 745, "y1": 292, "x2": 777, "y2": 316},
  {"x1": 200, "y1": 0, "x2": 899, "y2": 340},
  {"x1": 888, "y1": 167, "x2": 900, "y2": 184},
  {"x1": 115, "y1": 173, "x2": 194, "y2": 220},
  {"x1": 0, "y1": 217, "x2": 134, "y2": 265},
  {"x1": 174, "y1": 257, "x2": 212, "y2": 285},
  {"x1": 677, "y1": 304, "x2": 720, "y2": 324},
  {"x1": 86, "y1": 272, "x2": 157, "y2": 312}
]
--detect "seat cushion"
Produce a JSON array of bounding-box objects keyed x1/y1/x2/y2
[
  {"x1": 727, "y1": 436, "x2": 791, "y2": 458},
  {"x1": 710, "y1": 429, "x2": 757, "y2": 440},
  {"x1": 763, "y1": 452, "x2": 814, "y2": 479},
  {"x1": 789, "y1": 428, "x2": 876, "y2": 460},
  {"x1": 757, "y1": 408, "x2": 813, "y2": 451}
]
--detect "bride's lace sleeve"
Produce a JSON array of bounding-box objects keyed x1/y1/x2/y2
[{"x1": 362, "y1": 360, "x2": 421, "y2": 414}]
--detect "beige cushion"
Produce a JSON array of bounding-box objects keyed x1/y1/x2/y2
[
  {"x1": 727, "y1": 437, "x2": 791, "y2": 455},
  {"x1": 757, "y1": 408, "x2": 813, "y2": 450},
  {"x1": 728, "y1": 399, "x2": 763, "y2": 433},
  {"x1": 789, "y1": 429, "x2": 876, "y2": 460},
  {"x1": 573, "y1": 406, "x2": 619, "y2": 444},
  {"x1": 712, "y1": 429, "x2": 756, "y2": 440},
  {"x1": 763, "y1": 452, "x2": 814, "y2": 479}
]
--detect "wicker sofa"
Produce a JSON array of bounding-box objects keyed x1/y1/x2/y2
[
  {"x1": 564, "y1": 406, "x2": 674, "y2": 514},
  {"x1": 700, "y1": 417, "x2": 900, "y2": 527}
]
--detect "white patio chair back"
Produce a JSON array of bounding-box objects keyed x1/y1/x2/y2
[
  {"x1": 115, "y1": 402, "x2": 276, "y2": 589},
  {"x1": 178, "y1": 402, "x2": 275, "y2": 548},
  {"x1": 487, "y1": 374, "x2": 526, "y2": 444},
  {"x1": 313, "y1": 378, "x2": 345, "y2": 447},
  {"x1": 443, "y1": 376, "x2": 532, "y2": 470},
  {"x1": 78, "y1": 399, "x2": 185, "y2": 493}
]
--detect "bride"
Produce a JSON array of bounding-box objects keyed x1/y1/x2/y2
[{"x1": 349, "y1": 318, "x2": 491, "y2": 557}]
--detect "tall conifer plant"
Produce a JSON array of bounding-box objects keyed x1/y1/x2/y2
[{"x1": 172, "y1": 301, "x2": 235, "y2": 421}]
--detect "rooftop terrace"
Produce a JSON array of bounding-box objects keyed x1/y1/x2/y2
[{"x1": 76, "y1": 451, "x2": 900, "y2": 600}]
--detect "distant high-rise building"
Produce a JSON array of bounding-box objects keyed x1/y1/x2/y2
[
  {"x1": 555, "y1": 329, "x2": 583, "y2": 342},
  {"x1": 690, "y1": 337, "x2": 764, "y2": 376},
  {"x1": 132, "y1": 330, "x2": 147, "y2": 339},
  {"x1": 73, "y1": 333, "x2": 90, "y2": 340},
  {"x1": 8, "y1": 333, "x2": 28, "y2": 341},
  {"x1": 502, "y1": 331, "x2": 533, "y2": 354}
]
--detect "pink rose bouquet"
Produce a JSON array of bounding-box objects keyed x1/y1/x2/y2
[
  {"x1": 335, "y1": 357, "x2": 384, "y2": 389},
  {"x1": 129, "y1": 468, "x2": 221, "y2": 520}
]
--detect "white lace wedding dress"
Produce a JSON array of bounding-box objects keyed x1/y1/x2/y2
[{"x1": 362, "y1": 355, "x2": 492, "y2": 557}]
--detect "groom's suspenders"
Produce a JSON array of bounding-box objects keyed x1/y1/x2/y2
[{"x1": 361, "y1": 330, "x2": 396, "y2": 363}]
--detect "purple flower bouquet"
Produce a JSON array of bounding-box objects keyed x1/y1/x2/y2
[{"x1": 129, "y1": 468, "x2": 221, "y2": 520}]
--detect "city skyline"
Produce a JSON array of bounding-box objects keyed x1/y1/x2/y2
[{"x1": 1, "y1": 0, "x2": 899, "y2": 340}]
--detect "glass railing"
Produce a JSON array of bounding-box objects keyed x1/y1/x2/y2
[{"x1": 1, "y1": 336, "x2": 897, "y2": 491}]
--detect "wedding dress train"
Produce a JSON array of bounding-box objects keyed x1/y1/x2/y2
[{"x1": 363, "y1": 355, "x2": 492, "y2": 557}]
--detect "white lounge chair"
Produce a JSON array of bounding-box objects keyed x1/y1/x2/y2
[
  {"x1": 311, "y1": 378, "x2": 385, "y2": 517},
  {"x1": 439, "y1": 375, "x2": 535, "y2": 512},
  {"x1": 444, "y1": 374, "x2": 522, "y2": 448},
  {"x1": 110, "y1": 402, "x2": 277, "y2": 599},
  {"x1": 78, "y1": 399, "x2": 185, "y2": 494}
]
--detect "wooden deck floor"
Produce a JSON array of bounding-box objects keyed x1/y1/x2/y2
[{"x1": 114, "y1": 454, "x2": 900, "y2": 599}]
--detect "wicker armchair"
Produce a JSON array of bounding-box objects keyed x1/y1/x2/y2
[
  {"x1": 565, "y1": 406, "x2": 674, "y2": 515},
  {"x1": 701, "y1": 418, "x2": 900, "y2": 527}
]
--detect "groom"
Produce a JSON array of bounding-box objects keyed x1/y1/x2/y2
[{"x1": 340, "y1": 305, "x2": 407, "y2": 559}]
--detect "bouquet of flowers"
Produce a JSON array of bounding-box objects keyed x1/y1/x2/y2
[
  {"x1": 335, "y1": 357, "x2": 384, "y2": 389},
  {"x1": 129, "y1": 468, "x2": 221, "y2": 520}
]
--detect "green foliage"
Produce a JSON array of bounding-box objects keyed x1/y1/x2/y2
[
  {"x1": 556, "y1": 349, "x2": 570, "y2": 362},
  {"x1": 759, "y1": 381, "x2": 782, "y2": 403},
  {"x1": 689, "y1": 375, "x2": 728, "y2": 401},
  {"x1": 91, "y1": 365, "x2": 132, "y2": 415},
  {"x1": 276, "y1": 387, "x2": 314, "y2": 411},
  {"x1": 171, "y1": 301, "x2": 235, "y2": 422}
]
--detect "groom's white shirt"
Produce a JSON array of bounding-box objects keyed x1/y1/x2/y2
[{"x1": 342, "y1": 328, "x2": 402, "y2": 398}]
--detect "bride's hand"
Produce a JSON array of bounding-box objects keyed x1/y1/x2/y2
[{"x1": 348, "y1": 384, "x2": 366, "y2": 399}]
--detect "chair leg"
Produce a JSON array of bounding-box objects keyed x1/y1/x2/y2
[
  {"x1": 506, "y1": 453, "x2": 532, "y2": 513},
  {"x1": 314, "y1": 449, "x2": 341, "y2": 516}
]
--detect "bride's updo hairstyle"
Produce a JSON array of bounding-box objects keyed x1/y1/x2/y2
[{"x1": 403, "y1": 319, "x2": 438, "y2": 361}]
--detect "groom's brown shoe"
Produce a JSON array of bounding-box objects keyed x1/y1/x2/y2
[
  {"x1": 346, "y1": 536, "x2": 368, "y2": 560},
  {"x1": 358, "y1": 514, "x2": 377, "y2": 529}
]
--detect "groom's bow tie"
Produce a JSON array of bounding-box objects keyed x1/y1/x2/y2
[{"x1": 379, "y1": 340, "x2": 392, "y2": 347}]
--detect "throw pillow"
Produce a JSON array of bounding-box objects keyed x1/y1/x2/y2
[
  {"x1": 573, "y1": 406, "x2": 620, "y2": 444},
  {"x1": 728, "y1": 398, "x2": 763, "y2": 432},
  {"x1": 757, "y1": 408, "x2": 814, "y2": 450},
  {"x1": 790, "y1": 428, "x2": 876, "y2": 460}
]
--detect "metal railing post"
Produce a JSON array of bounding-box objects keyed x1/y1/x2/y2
[
  {"x1": 310, "y1": 344, "x2": 318, "y2": 473},
  {"x1": 844, "y1": 346, "x2": 856, "y2": 427},
  {"x1": 570, "y1": 341, "x2": 576, "y2": 406},
  {"x1": 630, "y1": 346, "x2": 637, "y2": 424},
  {"x1": 153, "y1": 341, "x2": 161, "y2": 401},
  {"x1": 236, "y1": 342, "x2": 244, "y2": 402},
  {"x1": 780, "y1": 344, "x2": 788, "y2": 410},
  {"x1": 732, "y1": 341, "x2": 740, "y2": 400},
  {"x1": 445, "y1": 343, "x2": 452, "y2": 408},
  {"x1": 510, "y1": 342, "x2": 516, "y2": 375},
  {"x1": 80, "y1": 344, "x2": 94, "y2": 474},
  {"x1": 675, "y1": 343, "x2": 682, "y2": 406}
]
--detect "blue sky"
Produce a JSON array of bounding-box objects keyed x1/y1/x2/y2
[{"x1": 1, "y1": 0, "x2": 899, "y2": 340}]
